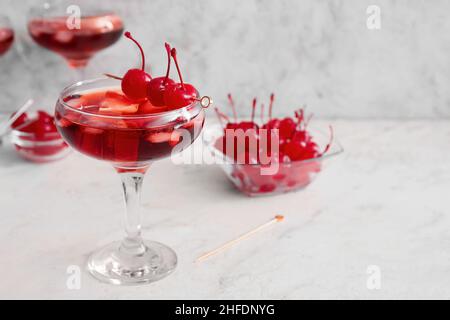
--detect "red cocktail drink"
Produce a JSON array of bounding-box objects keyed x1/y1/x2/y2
[
  {"x1": 55, "y1": 76, "x2": 207, "y2": 285},
  {"x1": 55, "y1": 32, "x2": 210, "y2": 285},
  {"x1": 28, "y1": 14, "x2": 123, "y2": 68},
  {"x1": 56, "y1": 86, "x2": 205, "y2": 167}
]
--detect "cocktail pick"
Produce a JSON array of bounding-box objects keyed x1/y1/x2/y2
[
  {"x1": 0, "y1": 99, "x2": 34, "y2": 143},
  {"x1": 195, "y1": 215, "x2": 284, "y2": 263}
]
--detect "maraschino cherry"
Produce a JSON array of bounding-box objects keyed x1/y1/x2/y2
[
  {"x1": 164, "y1": 48, "x2": 198, "y2": 109},
  {"x1": 120, "y1": 32, "x2": 152, "y2": 101},
  {"x1": 147, "y1": 43, "x2": 175, "y2": 106}
]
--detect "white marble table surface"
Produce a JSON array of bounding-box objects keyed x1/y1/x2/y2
[{"x1": 1, "y1": 119, "x2": 449, "y2": 299}]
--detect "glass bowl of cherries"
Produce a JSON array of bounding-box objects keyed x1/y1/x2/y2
[
  {"x1": 10, "y1": 110, "x2": 70, "y2": 163},
  {"x1": 206, "y1": 94, "x2": 343, "y2": 196}
]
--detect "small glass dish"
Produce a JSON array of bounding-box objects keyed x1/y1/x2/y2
[
  {"x1": 10, "y1": 128, "x2": 70, "y2": 163},
  {"x1": 204, "y1": 123, "x2": 343, "y2": 196}
]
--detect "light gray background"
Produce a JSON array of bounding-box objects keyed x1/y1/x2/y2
[
  {"x1": 2, "y1": 1, "x2": 450, "y2": 300},
  {"x1": 1, "y1": 0, "x2": 449, "y2": 118}
]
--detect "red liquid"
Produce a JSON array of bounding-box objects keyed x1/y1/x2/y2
[
  {"x1": 28, "y1": 14, "x2": 123, "y2": 67},
  {"x1": 0, "y1": 28, "x2": 14, "y2": 56},
  {"x1": 55, "y1": 89, "x2": 205, "y2": 165}
]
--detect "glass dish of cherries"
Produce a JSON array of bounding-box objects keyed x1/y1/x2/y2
[
  {"x1": 206, "y1": 94, "x2": 343, "y2": 196},
  {"x1": 9, "y1": 110, "x2": 70, "y2": 163}
]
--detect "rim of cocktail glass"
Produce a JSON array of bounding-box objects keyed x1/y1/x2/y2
[
  {"x1": 57, "y1": 77, "x2": 203, "y2": 121},
  {"x1": 27, "y1": 0, "x2": 121, "y2": 19},
  {"x1": 27, "y1": 11, "x2": 123, "y2": 21},
  {"x1": 207, "y1": 123, "x2": 344, "y2": 166}
]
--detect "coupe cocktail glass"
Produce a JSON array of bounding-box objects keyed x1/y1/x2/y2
[
  {"x1": 55, "y1": 78, "x2": 205, "y2": 285},
  {"x1": 28, "y1": 0, "x2": 123, "y2": 76}
]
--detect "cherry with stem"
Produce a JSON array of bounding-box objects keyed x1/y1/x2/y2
[
  {"x1": 105, "y1": 31, "x2": 152, "y2": 101},
  {"x1": 147, "y1": 42, "x2": 175, "y2": 106},
  {"x1": 163, "y1": 47, "x2": 199, "y2": 109}
]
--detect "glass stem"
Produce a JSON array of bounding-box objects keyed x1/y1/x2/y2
[
  {"x1": 71, "y1": 65, "x2": 87, "y2": 83},
  {"x1": 117, "y1": 169, "x2": 148, "y2": 256}
]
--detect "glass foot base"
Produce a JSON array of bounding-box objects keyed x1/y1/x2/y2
[{"x1": 87, "y1": 240, "x2": 177, "y2": 285}]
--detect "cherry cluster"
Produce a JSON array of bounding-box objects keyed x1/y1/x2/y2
[
  {"x1": 214, "y1": 94, "x2": 332, "y2": 164},
  {"x1": 106, "y1": 32, "x2": 198, "y2": 111}
]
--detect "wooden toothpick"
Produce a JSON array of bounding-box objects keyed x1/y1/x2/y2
[{"x1": 196, "y1": 215, "x2": 284, "y2": 263}]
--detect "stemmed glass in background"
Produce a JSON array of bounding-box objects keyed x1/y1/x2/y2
[
  {"x1": 0, "y1": 15, "x2": 14, "y2": 57},
  {"x1": 55, "y1": 78, "x2": 206, "y2": 285},
  {"x1": 27, "y1": 0, "x2": 124, "y2": 78}
]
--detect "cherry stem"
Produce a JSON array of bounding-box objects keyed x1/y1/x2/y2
[
  {"x1": 163, "y1": 43, "x2": 171, "y2": 85},
  {"x1": 218, "y1": 110, "x2": 230, "y2": 122},
  {"x1": 320, "y1": 125, "x2": 334, "y2": 156},
  {"x1": 227, "y1": 93, "x2": 237, "y2": 122},
  {"x1": 295, "y1": 109, "x2": 304, "y2": 127},
  {"x1": 268, "y1": 93, "x2": 274, "y2": 120},
  {"x1": 124, "y1": 32, "x2": 148, "y2": 74},
  {"x1": 104, "y1": 73, "x2": 123, "y2": 81},
  {"x1": 260, "y1": 103, "x2": 265, "y2": 124},
  {"x1": 251, "y1": 98, "x2": 256, "y2": 123},
  {"x1": 305, "y1": 113, "x2": 314, "y2": 129},
  {"x1": 214, "y1": 107, "x2": 225, "y2": 128},
  {"x1": 171, "y1": 48, "x2": 185, "y2": 89}
]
